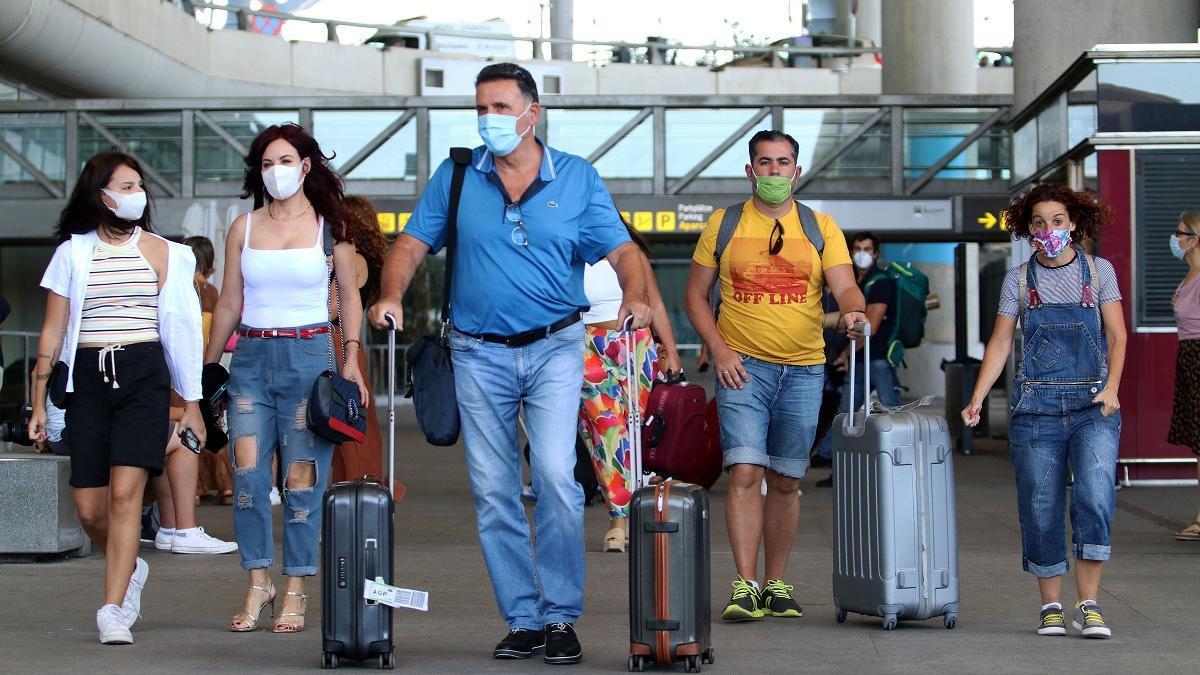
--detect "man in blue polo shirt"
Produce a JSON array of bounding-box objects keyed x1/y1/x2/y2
[{"x1": 370, "y1": 63, "x2": 651, "y2": 665}]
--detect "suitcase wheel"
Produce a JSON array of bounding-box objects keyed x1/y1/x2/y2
[
  {"x1": 944, "y1": 613, "x2": 958, "y2": 630},
  {"x1": 321, "y1": 652, "x2": 338, "y2": 669},
  {"x1": 702, "y1": 648, "x2": 715, "y2": 665},
  {"x1": 835, "y1": 607, "x2": 847, "y2": 624},
  {"x1": 684, "y1": 655, "x2": 702, "y2": 673},
  {"x1": 627, "y1": 655, "x2": 645, "y2": 672},
  {"x1": 881, "y1": 614, "x2": 898, "y2": 631}
]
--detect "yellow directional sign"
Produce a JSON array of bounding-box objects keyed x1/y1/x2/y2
[{"x1": 976, "y1": 211, "x2": 1007, "y2": 231}]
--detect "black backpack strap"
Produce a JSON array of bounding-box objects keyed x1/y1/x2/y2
[
  {"x1": 795, "y1": 200, "x2": 824, "y2": 259},
  {"x1": 441, "y1": 147, "x2": 472, "y2": 333}
]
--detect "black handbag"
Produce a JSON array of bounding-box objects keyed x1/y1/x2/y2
[
  {"x1": 307, "y1": 226, "x2": 367, "y2": 444},
  {"x1": 47, "y1": 360, "x2": 70, "y2": 408},
  {"x1": 406, "y1": 147, "x2": 472, "y2": 447}
]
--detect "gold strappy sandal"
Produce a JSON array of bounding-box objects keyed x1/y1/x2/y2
[
  {"x1": 273, "y1": 591, "x2": 308, "y2": 633},
  {"x1": 229, "y1": 583, "x2": 275, "y2": 632},
  {"x1": 603, "y1": 527, "x2": 628, "y2": 553}
]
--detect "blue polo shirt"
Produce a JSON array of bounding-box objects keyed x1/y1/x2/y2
[{"x1": 404, "y1": 141, "x2": 630, "y2": 335}]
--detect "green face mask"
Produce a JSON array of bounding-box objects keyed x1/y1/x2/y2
[{"x1": 754, "y1": 174, "x2": 796, "y2": 204}]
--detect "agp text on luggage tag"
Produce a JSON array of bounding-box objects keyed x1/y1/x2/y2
[{"x1": 364, "y1": 577, "x2": 429, "y2": 611}]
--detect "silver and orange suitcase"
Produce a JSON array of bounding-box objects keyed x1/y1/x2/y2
[{"x1": 625, "y1": 319, "x2": 714, "y2": 673}]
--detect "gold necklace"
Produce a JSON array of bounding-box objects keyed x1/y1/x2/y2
[{"x1": 268, "y1": 202, "x2": 313, "y2": 222}]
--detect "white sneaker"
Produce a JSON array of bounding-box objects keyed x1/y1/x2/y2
[
  {"x1": 121, "y1": 558, "x2": 149, "y2": 626},
  {"x1": 270, "y1": 487, "x2": 282, "y2": 506},
  {"x1": 170, "y1": 526, "x2": 238, "y2": 554},
  {"x1": 154, "y1": 528, "x2": 175, "y2": 551},
  {"x1": 97, "y1": 604, "x2": 132, "y2": 645}
]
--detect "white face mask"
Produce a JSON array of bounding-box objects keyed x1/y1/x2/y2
[
  {"x1": 101, "y1": 188, "x2": 147, "y2": 221},
  {"x1": 852, "y1": 251, "x2": 875, "y2": 270},
  {"x1": 262, "y1": 164, "x2": 305, "y2": 201}
]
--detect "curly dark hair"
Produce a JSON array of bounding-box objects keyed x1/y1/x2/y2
[
  {"x1": 341, "y1": 195, "x2": 388, "y2": 308},
  {"x1": 1002, "y1": 183, "x2": 1113, "y2": 243}
]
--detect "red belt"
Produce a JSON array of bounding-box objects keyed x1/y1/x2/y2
[{"x1": 238, "y1": 326, "x2": 330, "y2": 339}]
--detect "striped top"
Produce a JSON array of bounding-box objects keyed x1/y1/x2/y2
[
  {"x1": 998, "y1": 253, "x2": 1122, "y2": 318},
  {"x1": 79, "y1": 227, "x2": 160, "y2": 344}
]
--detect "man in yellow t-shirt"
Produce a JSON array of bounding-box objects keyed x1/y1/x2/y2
[{"x1": 685, "y1": 130, "x2": 867, "y2": 622}]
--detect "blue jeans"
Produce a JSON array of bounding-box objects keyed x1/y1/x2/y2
[
  {"x1": 450, "y1": 321, "x2": 586, "y2": 629},
  {"x1": 227, "y1": 326, "x2": 335, "y2": 576},
  {"x1": 816, "y1": 359, "x2": 900, "y2": 460},
  {"x1": 717, "y1": 355, "x2": 823, "y2": 478},
  {"x1": 1009, "y1": 392, "x2": 1120, "y2": 578}
]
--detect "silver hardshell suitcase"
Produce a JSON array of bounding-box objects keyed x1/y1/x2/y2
[{"x1": 831, "y1": 323, "x2": 959, "y2": 630}]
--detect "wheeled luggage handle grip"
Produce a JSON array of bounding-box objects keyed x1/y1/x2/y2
[
  {"x1": 846, "y1": 321, "x2": 872, "y2": 428},
  {"x1": 623, "y1": 314, "x2": 643, "y2": 489},
  {"x1": 385, "y1": 313, "x2": 398, "y2": 498}
]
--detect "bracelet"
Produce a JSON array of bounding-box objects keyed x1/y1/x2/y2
[
  {"x1": 34, "y1": 373, "x2": 49, "y2": 381},
  {"x1": 343, "y1": 339, "x2": 362, "y2": 350},
  {"x1": 844, "y1": 309, "x2": 866, "y2": 316}
]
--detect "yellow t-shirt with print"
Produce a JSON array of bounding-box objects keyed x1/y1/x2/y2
[{"x1": 692, "y1": 199, "x2": 852, "y2": 366}]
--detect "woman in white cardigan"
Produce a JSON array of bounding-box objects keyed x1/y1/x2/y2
[{"x1": 28, "y1": 151, "x2": 204, "y2": 646}]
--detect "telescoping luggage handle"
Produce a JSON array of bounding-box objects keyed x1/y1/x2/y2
[
  {"x1": 623, "y1": 315, "x2": 645, "y2": 491},
  {"x1": 845, "y1": 321, "x2": 872, "y2": 430},
  {"x1": 384, "y1": 313, "x2": 400, "y2": 497}
]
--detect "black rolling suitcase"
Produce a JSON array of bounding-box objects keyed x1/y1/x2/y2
[
  {"x1": 625, "y1": 320, "x2": 715, "y2": 673},
  {"x1": 320, "y1": 315, "x2": 402, "y2": 670}
]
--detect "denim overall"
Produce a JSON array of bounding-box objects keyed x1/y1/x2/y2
[{"x1": 1009, "y1": 247, "x2": 1121, "y2": 577}]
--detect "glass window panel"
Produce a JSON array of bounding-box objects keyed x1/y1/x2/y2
[
  {"x1": 666, "y1": 109, "x2": 761, "y2": 178},
  {"x1": 1068, "y1": 104, "x2": 1096, "y2": 149},
  {"x1": 0, "y1": 113, "x2": 65, "y2": 185},
  {"x1": 80, "y1": 112, "x2": 182, "y2": 191},
  {"x1": 1012, "y1": 121, "x2": 1037, "y2": 182},
  {"x1": 783, "y1": 108, "x2": 887, "y2": 179},
  {"x1": 428, "y1": 110, "x2": 479, "y2": 178},
  {"x1": 1036, "y1": 94, "x2": 1065, "y2": 166},
  {"x1": 904, "y1": 109, "x2": 1009, "y2": 180},
  {"x1": 313, "y1": 110, "x2": 416, "y2": 180},
  {"x1": 194, "y1": 111, "x2": 298, "y2": 183},
  {"x1": 546, "y1": 109, "x2": 651, "y2": 178},
  {"x1": 1098, "y1": 61, "x2": 1200, "y2": 132}
]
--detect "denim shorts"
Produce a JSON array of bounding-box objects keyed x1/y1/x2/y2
[{"x1": 716, "y1": 355, "x2": 824, "y2": 478}]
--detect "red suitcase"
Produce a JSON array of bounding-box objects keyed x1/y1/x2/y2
[{"x1": 641, "y1": 376, "x2": 721, "y2": 489}]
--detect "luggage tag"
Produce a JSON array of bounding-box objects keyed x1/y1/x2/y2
[{"x1": 364, "y1": 577, "x2": 430, "y2": 611}]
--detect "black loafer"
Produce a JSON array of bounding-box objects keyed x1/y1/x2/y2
[
  {"x1": 493, "y1": 628, "x2": 545, "y2": 659},
  {"x1": 544, "y1": 622, "x2": 582, "y2": 665}
]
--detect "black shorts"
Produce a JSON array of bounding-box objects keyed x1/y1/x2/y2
[{"x1": 65, "y1": 342, "x2": 171, "y2": 488}]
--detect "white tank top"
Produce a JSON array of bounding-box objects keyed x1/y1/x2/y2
[
  {"x1": 581, "y1": 260, "x2": 623, "y2": 324},
  {"x1": 240, "y1": 212, "x2": 330, "y2": 329}
]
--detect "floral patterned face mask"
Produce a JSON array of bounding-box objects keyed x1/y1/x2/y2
[{"x1": 1032, "y1": 228, "x2": 1072, "y2": 257}]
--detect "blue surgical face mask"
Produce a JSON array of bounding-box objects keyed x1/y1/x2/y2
[
  {"x1": 477, "y1": 104, "x2": 533, "y2": 157},
  {"x1": 1170, "y1": 234, "x2": 1187, "y2": 260}
]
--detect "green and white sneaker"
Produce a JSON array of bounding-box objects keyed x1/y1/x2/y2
[
  {"x1": 721, "y1": 577, "x2": 764, "y2": 622},
  {"x1": 1073, "y1": 601, "x2": 1111, "y2": 639},
  {"x1": 1037, "y1": 604, "x2": 1066, "y2": 636},
  {"x1": 761, "y1": 579, "x2": 803, "y2": 618}
]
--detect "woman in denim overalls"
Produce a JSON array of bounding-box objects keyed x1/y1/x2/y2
[{"x1": 963, "y1": 184, "x2": 1127, "y2": 640}]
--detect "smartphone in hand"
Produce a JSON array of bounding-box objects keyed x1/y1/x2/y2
[{"x1": 179, "y1": 427, "x2": 202, "y2": 454}]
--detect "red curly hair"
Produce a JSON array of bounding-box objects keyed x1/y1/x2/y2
[
  {"x1": 1002, "y1": 183, "x2": 1114, "y2": 243},
  {"x1": 341, "y1": 194, "x2": 388, "y2": 309}
]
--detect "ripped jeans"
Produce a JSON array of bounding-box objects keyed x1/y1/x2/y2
[{"x1": 227, "y1": 324, "x2": 335, "y2": 576}]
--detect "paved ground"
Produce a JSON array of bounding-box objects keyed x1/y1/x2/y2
[{"x1": 2, "y1": 415, "x2": 1199, "y2": 673}]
